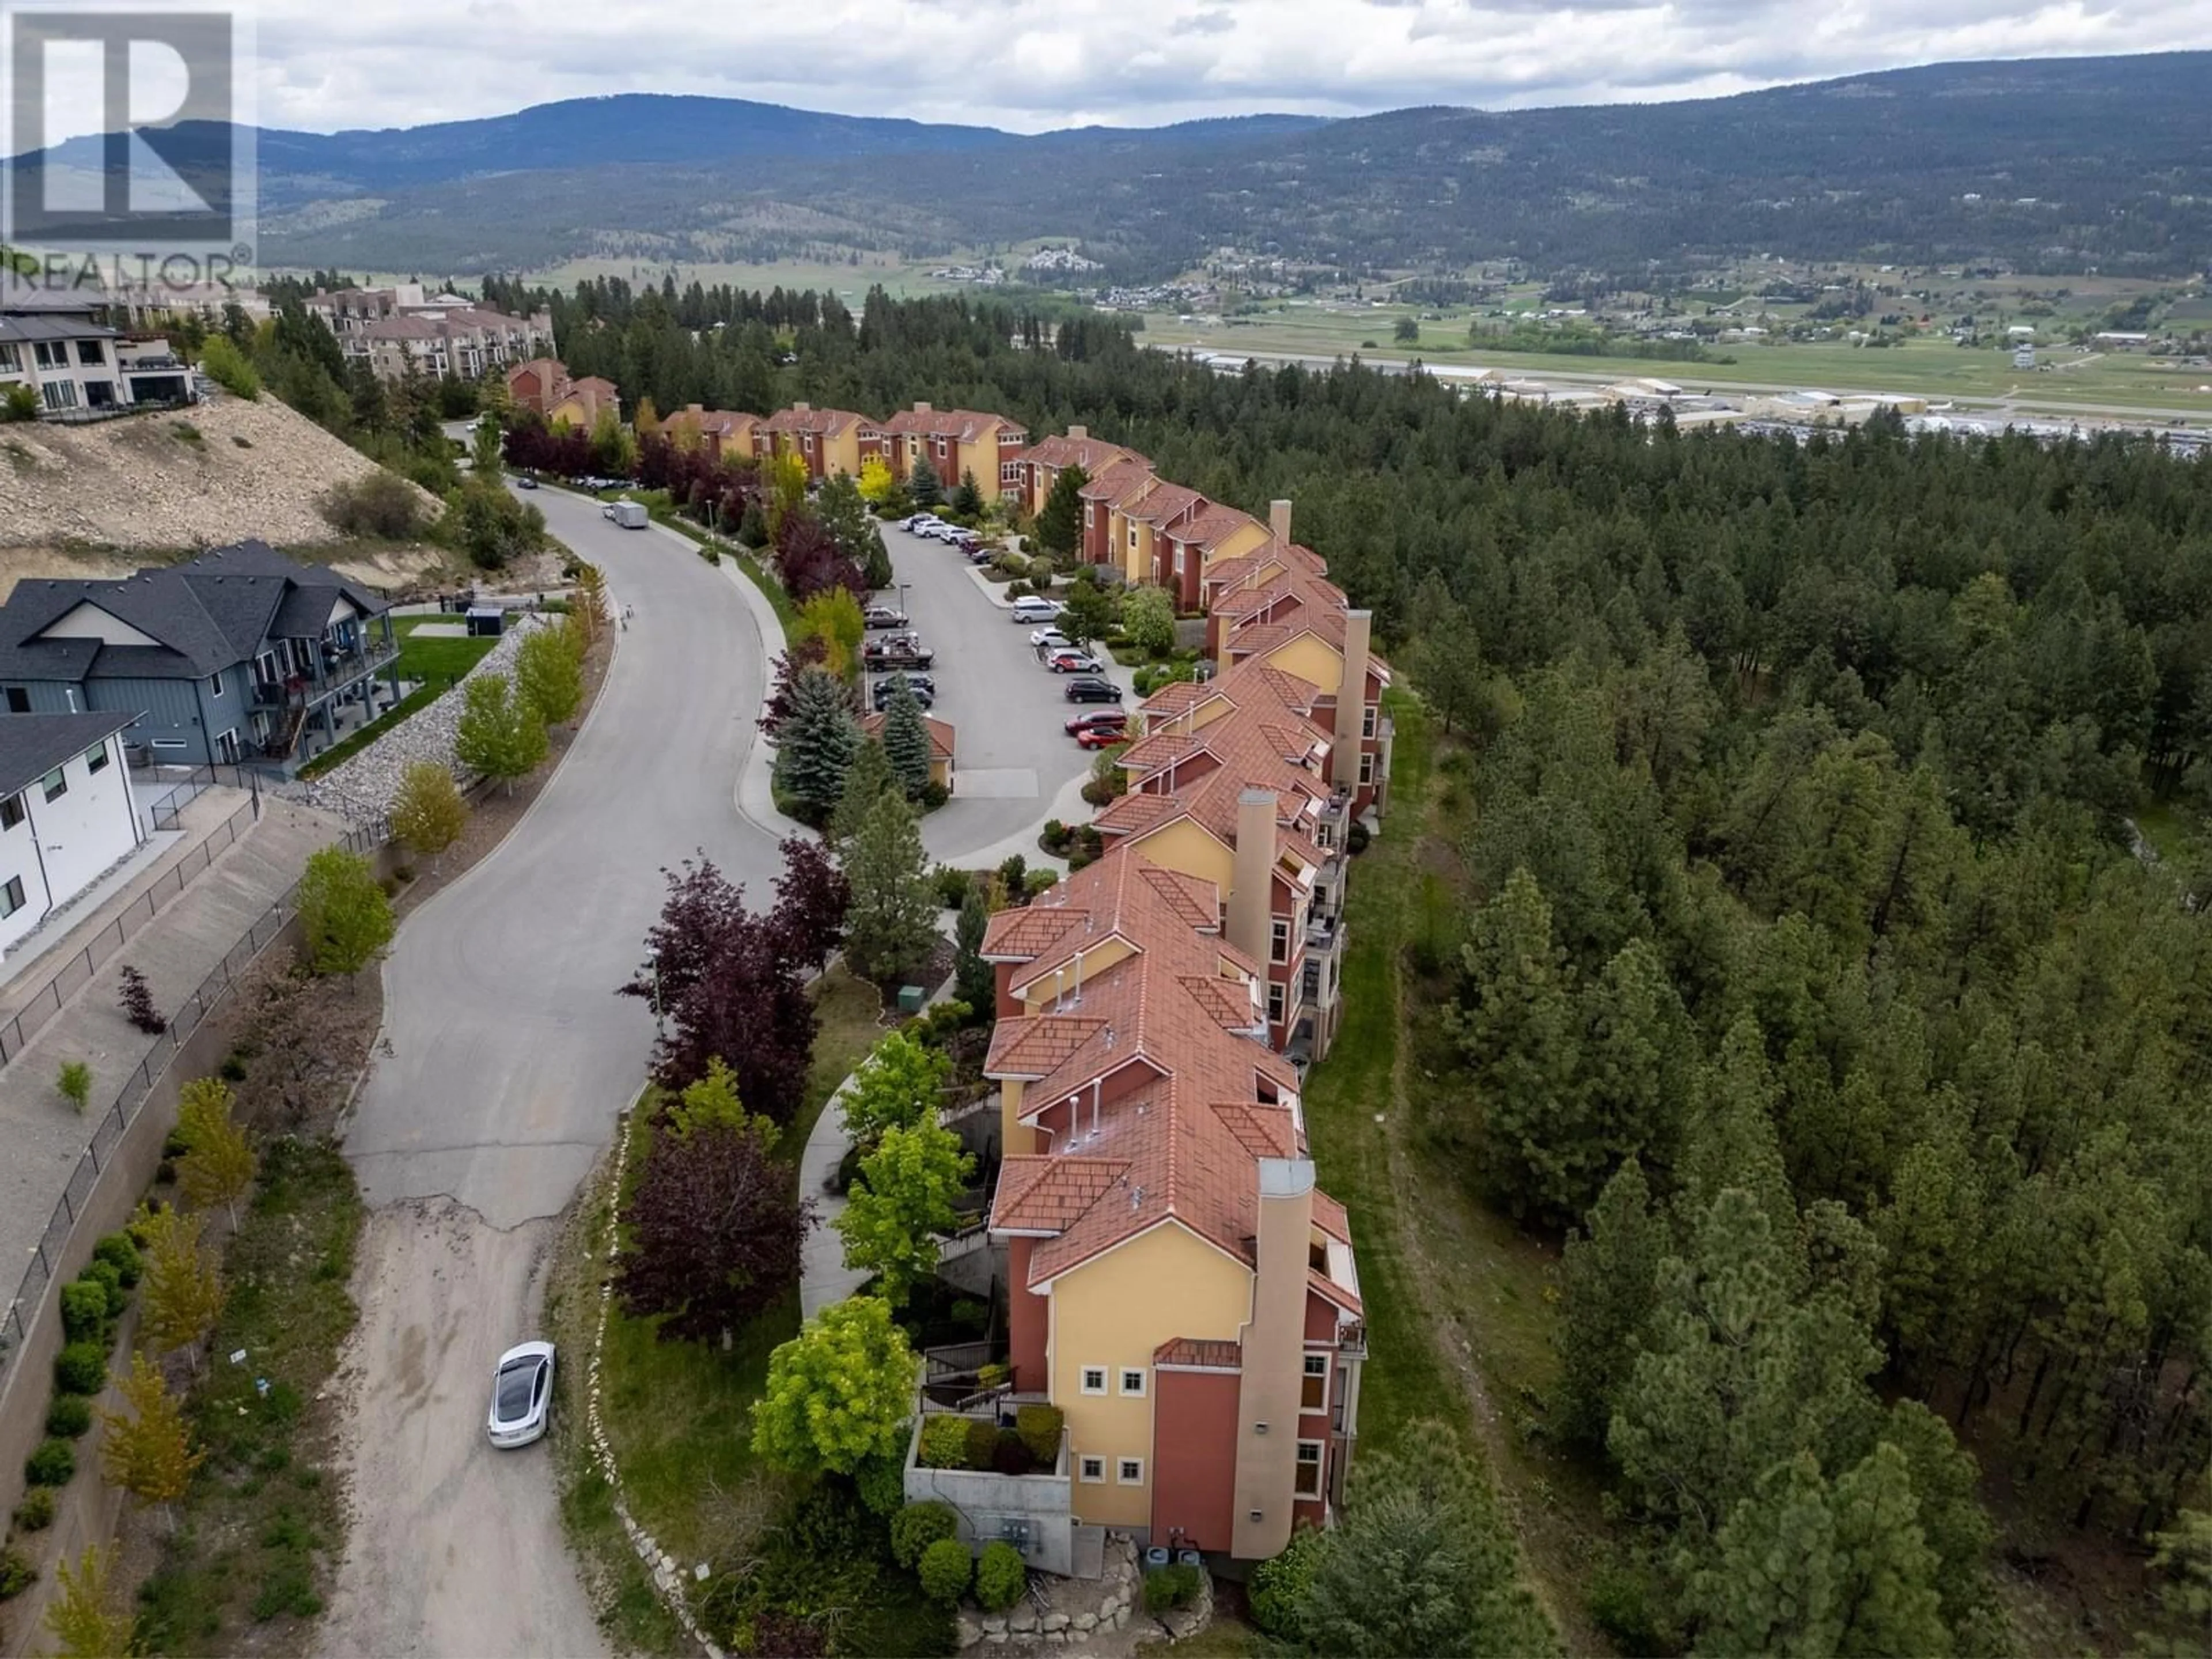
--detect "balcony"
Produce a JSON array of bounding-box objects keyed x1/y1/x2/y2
[
  {"x1": 1304, "y1": 915, "x2": 1344, "y2": 956},
  {"x1": 252, "y1": 634, "x2": 399, "y2": 709}
]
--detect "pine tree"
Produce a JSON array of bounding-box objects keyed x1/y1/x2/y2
[
  {"x1": 841, "y1": 790, "x2": 938, "y2": 983},
  {"x1": 99, "y1": 1350, "x2": 205, "y2": 1509},
  {"x1": 778, "y1": 666, "x2": 860, "y2": 826},
  {"x1": 830, "y1": 736, "x2": 896, "y2": 851},
  {"x1": 880, "y1": 675, "x2": 934, "y2": 800},
  {"x1": 955, "y1": 887, "x2": 993, "y2": 1014},
  {"x1": 951, "y1": 469, "x2": 984, "y2": 518},
  {"x1": 453, "y1": 670, "x2": 548, "y2": 794},
  {"x1": 908, "y1": 456, "x2": 943, "y2": 510},
  {"x1": 1680, "y1": 1014, "x2": 1797, "y2": 1250},
  {"x1": 139, "y1": 1208, "x2": 225, "y2": 1358},
  {"x1": 1033, "y1": 464, "x2": 1088, "y2": 558},
  {"x1": 1556, "y1": 1158, "x2": 1665, "y2": 1452},
  {"x1": 175, "y1": 1077, "x2": 256, "y2": 1229},
  {"x1": 388, "y1": 759, "x2": 470, "y2": 873}
]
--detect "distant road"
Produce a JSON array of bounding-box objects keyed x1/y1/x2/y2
[{"x1": 1160, "y1": 346, "x2": 2211, "y2": 428}]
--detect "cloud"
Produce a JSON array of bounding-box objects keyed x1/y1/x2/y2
[{"x1": 242, "y1": 0, "x2": 2212, "y2": 135}]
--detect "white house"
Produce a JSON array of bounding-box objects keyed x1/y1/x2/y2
[{"x1": 0, "y1": 713, "x2": 145, "y2": 956}]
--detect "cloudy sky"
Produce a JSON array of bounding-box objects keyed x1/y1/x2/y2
[{"x1": 243, "y1": 0, "x2": 2210, "y2": 134}]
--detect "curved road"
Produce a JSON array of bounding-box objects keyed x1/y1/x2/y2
[{"x1": 322, "y1": 490, "x2": 787, "y2": 1659}]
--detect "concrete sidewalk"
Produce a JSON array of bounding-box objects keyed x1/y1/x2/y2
[{"x1": 0, "y1": 793, "x2": 359, "y2": 1313}]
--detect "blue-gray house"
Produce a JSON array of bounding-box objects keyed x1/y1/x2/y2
[{"x1": 0, "y1": 541, "x2": 400, "y2": 769}]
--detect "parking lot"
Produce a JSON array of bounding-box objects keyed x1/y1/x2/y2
[{"x1": 874, "y1": 521, "x2": 1134, "y2": 861}]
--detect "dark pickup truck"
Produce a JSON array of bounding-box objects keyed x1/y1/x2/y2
[{"x1": 862, "y1": 633, "x2": 935, "y2": 671}]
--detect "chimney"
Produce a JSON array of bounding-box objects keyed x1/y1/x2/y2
[
  {"x1": 1268, "y1": 499, "x2": 1292, "y2": 544},
  {"x1": 1334, "y1": 609, "x2": 1372, "y2": 783},
  {"x1": 794, "y1": 401, "x2": 811, "y2": 414},
  {"x1": 1233, "y1": 1157, "x2": 1315, "y2": 1561},
  {"x1": 1227, "y1": 787, "x2": 1275, "y2": 970},
  {"x1": 1069, "y1": 424, "x2": 1089, "y2": 441},
  {"x1": 915, "y1": 400, "x2": 932, "y2": 415}
]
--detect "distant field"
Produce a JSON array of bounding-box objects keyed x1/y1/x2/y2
[
  {"x1": 1145, "y1": 306, "x2": 2212, "y2": 418},
  {"x1": 521, "y1": 255, "x2": 974, "y2": 302}
]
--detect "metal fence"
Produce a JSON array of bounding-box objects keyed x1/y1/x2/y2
[
  {"x1": 0, "y1": 795, "x2": 259, "y2": 1069},
  {"x1": 0, "y1": 813, "x2": 390, "y2": 1386}
]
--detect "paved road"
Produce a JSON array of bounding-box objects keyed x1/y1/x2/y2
[
  {"x1": 321, "y1": 487, "x2": 786, "y2": 1659},
  {"x1": 875, "y1": 522, "x2": 1121, "y2": 861}
]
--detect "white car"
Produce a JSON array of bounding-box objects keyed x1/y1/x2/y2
[
  {"x1": 902, "y1": 513, "x2": 944, "y2": 531},
  {"x1": 1010, "y1": 596, "x2": 1065, "y2": 624},
  {"x1": 487, "y1": 1340, "x2": 555, "y2": 1448},
  {"x1": 1031, "y1": 626, "x2": 1073, "y2": 651}
]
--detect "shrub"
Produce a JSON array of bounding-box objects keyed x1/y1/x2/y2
[
  {"x1": 1347, "y1": 820, "x2": 1371, "y2": 855},
  {"x1": 918, "y1": 1537, "x2": 972, "y2": 1604},
  {"x1": 118, "y1": 964, "x2": 166, "y2": 1033},
  {"x1": 1143, "y1": 1563, "x2": 1203, "y2": 1612},
  {"x1": 322, "y1": 470, "x2": 427, "y2": 540},
  {"x1": 2, "y1": 383, "x2": 39, "y2": 422},
  {"x1": 46, "y1": 1395, "x2": 93, "y2": 1439},
  {"x1": 1249, "y1": 1524, "x2": 1321, "y2": 1638},
  {"x1": 59, "y1": 1278, "x2": 111, "y2": 1343},
  {"x1": 892, "y1": 1501, "x2": 959, "y2": 1569},
  {"x1": 219, "y1": 1051, "x2": 250, "y2": 1082},
  {"x1": 1014, "y1": 1404, "x2": 1063, "y2": 1467},
  {"x1": 82, "y1": 1256, "x2": 123, "y2": 1305},
  {"x1": 964, "y1": 1417, "x2": 999, "y2": 1472},
  {"x1": 855, "y1": 1450, "x2": 906, "y2": 1518},
  {"x1": 199, "y1": 334, "x2": 260, "y2": 399},
  {"x1": 57, "y1": 1058, "x2": 92, "y2": 1112},
  {"x1": 13, "y1": 1487, "x2": 55, "y2": 1532},
  {"x1": 1022, "y1": 869, "x2": 1059, "y2": 900},
  {"x1": 918, "y1": 1415, "x2": 971, "y2": 1470},
  {"x1": 93, "y1": 1232, "x2": 141, "y2": 1287},
  {"x1": 920, "y1": 781, "x2": 949, "y2": 811},
  {"x1": 1039, "y1": 819, "x2": 1070, "y2": 853},
  {"x1": 990, "y1": 1430, "x2": 1031, "y2": 1476},
  {"x1": 25, "y1": 1437, "x2": 76, "y2": 1487},
  {"x1": 54, "y1": 1341, "x2": 108, "y2": 1396},
  {"x1": 974, "y1": 1541, "x2": 1027, "y2": 1612},
  {"x1": 950, "y1": 1298, "x2": 988, "y2": 1334},
  {"x1": 0, "y1": 1547, "x2": 34, "y2": 1600},
  {"x1": 933, "y1": 865, "x2": 972, "y2": 908},
  {"x1": 995, "y1": 854, "x2": 1028, "y2": 898}
]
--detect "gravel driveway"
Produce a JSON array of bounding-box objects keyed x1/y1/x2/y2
[{"x1": 320, "y1": 491, "x2": 791, "y2": 1659}]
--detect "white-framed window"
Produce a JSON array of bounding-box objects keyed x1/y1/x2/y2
[
  {"x1": 1363, "y1": 704, "x2": 1377, "y2": 738},
  {"x1": 41, "y1": 380, "x2": 78, "y2": 411},
  {"x1": 33, "y1": 340, "x2": 65, "y2": 369},
  {"x1": 1301, "y1": 1353, "x2": 1329, "y2": 1411},
  {"x1": 150, "y1": 738, "x2": 187, "y2": 751},
  {"x1": 1127, "y1": 526, "x2": 1138, "y2": 550},
  {"x1": 1084, "y1": 503, "x2": 1094, "y2": 527},
  {"x1": 77, "y1": 339, "x2": 105, "y2": 365},
  {"x1": 0, "y1": 794, "x2": 22, "y2": 830},
  {"x1": 1119, "y1": 1368, "x2": 1146, "y2": 1397},
  {"x1": 207, "y1": 671, "x2": 225, "y2": 698},
  {"x1": 1270, "y1": 918, "x2": 1291, "y2": 964},
  {"x1": 1293, "y1": 1440, "x2": 1323, "y2": 1498},
  {"x1": 39, "y1": 767, "x2": 66, "y2": 804},
  {"x1": 1359, "y1": 753, "x2": 1375, "y2": 786},
  {"x1": 934, "y1": 437, "x2": 948, "y2": 459},
  {"x1": 1080, "y1": 1366, "x2": 1108, "y2": 1395},
  {"x1": 0, "y1": 874, "x2": 24, "y2": 917},
  {"x1": 1116, "y1": 1457, "x2": 1144, "y2": 1486},
  {"x1": 1267, "y1": 982, "x2": 1287, "y2": 1027},
  {"x1": 1078, "y1": 1455, "x2": 1106, "y2": 1483},
  {"x1": 0, "y1": 342, "x2": 20, "y2": 372},
  {"x1": 83, "y1": 742, "x2": 109, "y2": 775}
]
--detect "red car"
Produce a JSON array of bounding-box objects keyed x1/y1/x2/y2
[
  {"x1": 1065, "y1": 710, "x2": 1129, "y2": 738},
  {"x1": 1075, "y1": 725, "x2": 1128, "y2": 751}
]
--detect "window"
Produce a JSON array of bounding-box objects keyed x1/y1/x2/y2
[
  {"x1": 1116, "y1": 1457, "x2": 1144, "y2": 1486},
  {"x1": 1267, "y1": 982, "x2": 1287, "y2": 1027},
  {"x1": 40, "y1": 767, "x2": 66, "y2": 804},
  {"x1": 0, "y1": 874, "x2": 24, "y2": 918},
  {"x1": 1127, "y1": 526, "x2": 1138, "y2": 550},
  {"x1": 1270, "y1": 918, "x2": 1291, "y2": 964},
  {"x1": 150, "y1": 738, "x2": 187, "y2": 751},
  {"x1": 4, "y1": 687, "x2": 27, "y2": 714},
  {"x1": 1080, "y1": 1366, "x2": 1108, "y2": 1395},
  {"x1": 1119, "y1": 1369, "x2": 1146, "y2": 1397},
  {"x1": 0, "y1": 342, "x2": 20, "y2": 372},
  {"x1": 1358, "y1": 753, "x2": 1374, "y2": 786},
  {"x1": 41, "y1": 380, "x2": 78, "y2": 411},
  {"x1": 34, "y1": 340, "x2": 65, "y2": 369},
  {"x1": 0, "y1": 794, "x2": 21, "y2": 830},
  {"x1": 207, "y1": 671, "x2": 225, "y2": 698},
  {"x1": 83, "y1": 742, "x2": 108, "y2": 774},
  {"x1": 1362, "y1": 704, "x2": 1377, "y2": 739},
  {"x1": 1293, "y1": 1441, "x2": 1323, "y2": 1498},
  {"x1": 77, "y1": 339, "x2": 105, "y2": 365},
  {"x1": 1302, "y1": 1354, "x2": 1329, "y2": 1411},
  {"x1": 1084, "y1": 504, "x2": 1094, "y2": 528},
  {"x1": 1078, "y1": 1455, "x2": 1106, "y2": 1483}
]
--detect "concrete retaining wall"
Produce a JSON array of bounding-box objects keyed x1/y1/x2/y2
[{"x1": 903, "y1": 1415, "x2": 1083, "y2": 1578}]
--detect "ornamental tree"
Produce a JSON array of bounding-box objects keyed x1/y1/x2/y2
[
  {"x1": 453, "y1": 669, "x2": 548, "y2": 794},
  {"x1": 770, "y1": 834, "x2": 850, "y2": 974},
  {"x1": 294, "y1": 846, "x2": 394, "y2": 984},
  {"x1": 839, "y1": 1029, "x2": 952, "y2": 1147},
  {"x1": 138, "y1": 1209, "x2": 225, "y2": 1358},
  {"x1": 99, "y1": 1351, "x2": 205, "y2": 1509},
  {"x1": 752, "y1": 1296, "x2": 915, "y2": 1475},
  {"x1": 1123, "y1": 584, "x2": 1176, "y2": 657},
  {"x1": 514, "y1": 620, "x2": 584, "y2": 728},
  {"x1": 836, "y1": 1119, "x2": 974, "y2": 1306},
  {"x1": 174, "y1": 1077, "x2": 256, "y2": 1229},
  {"x1": 388, "y1": 759, "x2": 469, "y2": 872}
]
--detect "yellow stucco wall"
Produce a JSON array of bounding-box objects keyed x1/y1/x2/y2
[
  {"x1": 1130, "y1": 819, "x2": 1233, "y2": 892},
  {"x1": 1050, "y1": 1221, "x2": 1253, "y2": 1529},
  {"x1": 1267, "y1": 635, "x2": 1343, "y2": 697},
  {"x1": 1201, "y1": 521, "x2": 1269, "y2": 569},
  {"x1": 1014, "y1": 937, "x2": 1138, "y2": 1007},
  {"x1": 824, "y1": 429, "x2": 862, "y2": 478}
]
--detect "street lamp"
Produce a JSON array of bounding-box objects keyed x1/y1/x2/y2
[{"x1": 897, "y1": 581, "x2": 910, "y2": 618}]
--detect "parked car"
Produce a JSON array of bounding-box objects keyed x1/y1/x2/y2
[
  {"x1": 965, "y1": 544, "x2": 995, "y2": 565},
  {"x1": 487, "y1": 1340, "x2": 555, "y2": 1449},
  {"x1": 1065, "y1": 709, "x2": 1130, "y2": 738},
  {"x1": 1010, "y1": 596, "x2": 1065, "y2": 624},
  {"x1": 873, "y1": 673, "x2": 936, "y2": 710},
  {"x1": 600, "y1": 502, "x2": 616, "y2": 520},
  {"x1": 901, "y1": 513, "x2": 945, "y2": 533},
  {"x1": 1031, "y1": 627, "x2": 1072, "y2": 651},
  {"x1": 863, "y1": 633, "x2": 935, "y2": 670},
  {"x1": 1048, "y1": 650, "x2": 1106, "y2": 675},
  {"x1": 1063, "y1": 676, "x2": 1123, "y2": 704},
  {"x1": 946, "y1": 532, "x2": 982, "y2": 554},
  {"x1": 862, "y1": 605, "x2": 908, "y2": 630},
  {"x1": 1075, "y1": 723, "x2": 1129, "y2": 750}
]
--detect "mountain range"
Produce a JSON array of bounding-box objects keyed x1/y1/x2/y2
[{"x1": 20, "y1": 54, "x2": 2212, "y2": 282}]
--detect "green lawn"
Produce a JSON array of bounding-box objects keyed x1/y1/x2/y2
[
  {"x1": 393, "y1": 615, "x2": 500, "y2": 684},
  {"x1": 552, "y1": 968, "x2": 887, "y2": 1602}
]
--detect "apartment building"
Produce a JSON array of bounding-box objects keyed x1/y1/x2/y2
[
  {"x1": 666, "y1": 406, "x2": 764, "y2": 463},
  {"x1": 972, "y1": 849, "x2": 1365, "y2": 1559},
  {"x1": 506, "y1": 357, "x2": 621, "y2": 429},
  {"x1": 305, "y1": 285, "x2": 554, "y2": 384},
  {"x1": 881, "y1": 402, "x2": 1030, "y2": 502},
  {"x1": 760, "y1": 403, "x2": 890, "y2": 482},
  {"x1": 1005, "y1": 427, "x2": 1149, "y2": 518}
]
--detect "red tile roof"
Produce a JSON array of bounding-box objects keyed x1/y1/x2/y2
[
  {"x1": 1126, "y1": 482, "x2": 1205, "y2": 529},
  {"x1": 1078, "y1": 459, "x2": 1159, "y2": 505},
  {"x1": 883, "y1": 405, "x2": 1016, "y2": 441},
  {"x1": 1016, "y1": 433, "x2": 1150, "y2": 476},
  {"x1": 995, "y1": 1155, "x2": 1132, "y2": 1231},
  {"x1": 762, "y1": 405, "x2": 864, "y2": 437},
  {"x1": 1155, "y1": 1337, "x2": 1243, "y2": 1369},
  {"x1": 859, "y1": 710, "x2": 956, "y2": 760}
]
